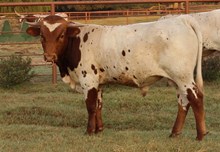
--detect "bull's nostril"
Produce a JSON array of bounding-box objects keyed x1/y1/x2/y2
[
  {"x1": 43, "y1": 53, "x2": 57, "y2": 62},
  {"x1": 44, "y1": 55, "x2": 57, "y2": 62}
]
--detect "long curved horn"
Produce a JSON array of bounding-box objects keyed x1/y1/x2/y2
[
  {"x1": 25, "y1": 21, "x2": 41, "y2": 27},
  {"x1": 34, "y1": 14, "x2": 48, "y2": 18},
  {"x1": 14, "y1": 9, "x2": 24, "y2": 17},
  {"x1": 68, "y1": 22, "x2": 84, "y2": 27}
]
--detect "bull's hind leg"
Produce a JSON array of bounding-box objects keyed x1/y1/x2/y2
[
  {"x1": 170, "y1": 103, "x2": 190, "y2": 138},
  {"x1": 85, "y1": 87, "x2": 104, "y2": 135},
  {"x1": 170, "y1": 84, "x2": 207, "y2": 140},
  {"x1": 170, "y1": 89, "x2": 191, "y2": 138},
  {"x1": 186, "y1": 86, "x2": 207, "y2": 140}
]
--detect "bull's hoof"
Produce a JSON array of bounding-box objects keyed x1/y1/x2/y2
[
  {"x1": 196, "y1": 135, "x2": 204, "y2": 141},
  {"x1": 196, "y1": 131, "x2": 209, "y2": 141},
  {"x1": 85, "y1": 127, "x2": 104, "y2": 135},
  {"x1": 95, "y1": 127, "x2": 104, "y2": 134},
  {"x1": 85, "y1": 129, "x2": 96, "y2": 135},
  {"x1": 169, "y1": 132, "x2": 182, "y2": 138}
]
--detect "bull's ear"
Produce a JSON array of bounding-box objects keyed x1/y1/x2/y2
[
  {"x1": 66, "y1": 27, "x2": 80, "y2": 37},
  {"x1": 26, "y1": 27, "x2": 40, "y2": 37}
]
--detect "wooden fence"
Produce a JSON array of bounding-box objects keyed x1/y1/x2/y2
[{"x1": 0, "y1": 0, "x2": 220, "y2": 84}]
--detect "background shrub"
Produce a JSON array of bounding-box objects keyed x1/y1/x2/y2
[
  {"x1": 202, "y1": 55, "x2": 220, "y2": 82},
  {"x1": 0, "y1": 55, "x2": 34, "y2": 88}
]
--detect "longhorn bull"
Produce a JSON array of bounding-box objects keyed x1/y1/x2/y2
[{"x1": 15, "y1": 9, "x2": 68, "y2": 23}]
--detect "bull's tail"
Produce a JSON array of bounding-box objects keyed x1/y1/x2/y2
[
  {"x1": 186, "y1": 16, "x2": 203, "y2": 92},
  {"x1": 184, "y1": 15, "x2": 203, "y2": 92}
]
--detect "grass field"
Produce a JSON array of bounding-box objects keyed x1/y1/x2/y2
[
  {"x1": 1, "y1": 15, "x2": 220, "y2": 151},
  {"x1": 0, "y1": 79, "x2": 220, "y2": 151}
]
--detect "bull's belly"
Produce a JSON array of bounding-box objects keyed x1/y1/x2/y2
[
  {"x1": 99, "y1": 72, "x2": 164, "y2": 88},
  {"x1": 99, "y1": 74, "x2": 163, "y2": 97}
]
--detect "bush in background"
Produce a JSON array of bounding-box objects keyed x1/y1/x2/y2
[
  {"x1": 0, "y1": 55, "x2": 34, "y2": 88},
  {"x1": 202, "y1": 55, "x2": 220, "y2": 82}
]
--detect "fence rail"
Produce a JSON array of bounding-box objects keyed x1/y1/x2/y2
[{"x1": 0, "y1": 0, "x2": 220, "y2": 84}]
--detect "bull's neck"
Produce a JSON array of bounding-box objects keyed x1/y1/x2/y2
[{"x1": 60, "y1": 36, "x2": 81, "y2": 71}]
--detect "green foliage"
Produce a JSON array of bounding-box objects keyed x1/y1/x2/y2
[
  {"x1": 0, "y1": 55, "x2": 34, "y2": 88},
  {"x1": 0, "y1": 0, "x2": 52, "y2": 13},
  {"x1": 202, "y1": 56, "x2": 220, "y2": 82},
  {"x1": 1, "y1": 20, "x2": 12, "y2": 33},
  {"x1": 20, "y1": 22, "x2": 29, "y2": 32},
  {"x1": 0, "y1": 21, "x2": 38, "y2": 42}
]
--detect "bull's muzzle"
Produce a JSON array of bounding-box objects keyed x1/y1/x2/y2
[{"x1": 43, "y1": 53, "x2": 57, "y2": 62}]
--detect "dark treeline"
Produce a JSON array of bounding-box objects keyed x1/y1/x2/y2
[
  {"x1": 56, "y1": 3, "x2": 152, "y2": 12},
  {"x1": 55, "y1": 0, "x2": 152, "y2": 12},
  {"x1": 1, "y1": 0, "x2": 220, "y2": 13},
  {"x1": 0, "y1": 0, "x2": 153, "y2": 13}
]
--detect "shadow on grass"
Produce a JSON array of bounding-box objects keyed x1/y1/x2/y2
[
  {"x1": 0, "y1": 104, "x2": 175, "y2": 132},
  {"x1": 1, "y1": 106, "x2": 86, "y2": 128}
]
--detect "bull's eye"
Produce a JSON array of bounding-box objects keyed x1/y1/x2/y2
[{"x1": 59, "y1": 34, "x2": 64, "y2": 40}]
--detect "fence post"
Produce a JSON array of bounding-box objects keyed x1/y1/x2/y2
[
  {"x1": 185, "y1": 0, "x2": 189, "y2": 14},
  {"x1": 51, "y1": 3, "x2": 55, "y2": 15},
  {"x1": 85, "y1": 12, "x2": 87, "y2": 23},
  {"x1": 51, "y1": 3, "x2": 58, "y2": 84},
  {"x1": 126, "y1": 10, "x2": 129, "y2": 24}
]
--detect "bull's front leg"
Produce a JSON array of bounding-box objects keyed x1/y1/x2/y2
[
  {"x1": 95, "y1": 88, "x2": 104, "y2": 133},
  {"x1": 85, "y1": 87, "x2": 104, "y2": 135}
]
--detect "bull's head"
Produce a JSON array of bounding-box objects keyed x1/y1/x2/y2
[{"x1": 26, "y1": 15, "x2": 82, "y2": 63}]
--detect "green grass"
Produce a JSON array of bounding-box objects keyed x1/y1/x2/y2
[
  {"x1": 32, "y1": 65, "x2": 52, "y2": 75},
  {"x1": 0, "y1": 80, "x2": 220, "y2": 151}
]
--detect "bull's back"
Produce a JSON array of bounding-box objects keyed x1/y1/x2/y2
[{"x1": 104, "y1": 21, "x2": 196, "y2": 65}]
